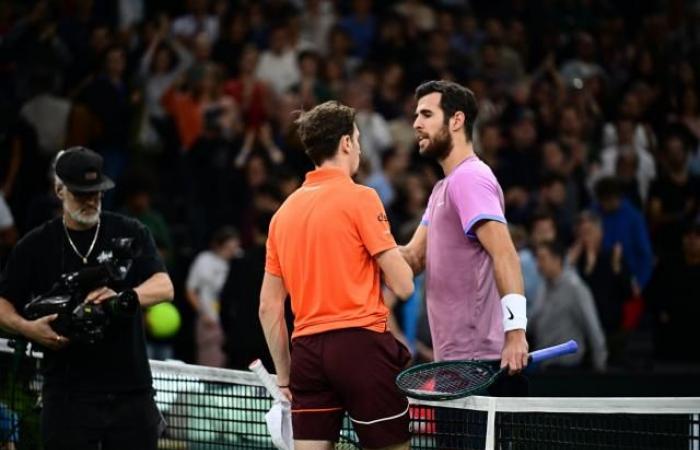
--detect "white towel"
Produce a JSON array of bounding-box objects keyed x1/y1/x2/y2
[{"x1": 265, "y1": 399, "x2": 294, "y2": 450}]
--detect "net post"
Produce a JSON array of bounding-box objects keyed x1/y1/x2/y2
[{"x1": 484, "y1": 396, "x2": 497, "y2": 450}]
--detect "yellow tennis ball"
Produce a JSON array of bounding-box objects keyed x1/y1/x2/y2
[{"x1": 146, "y1": 303, "x2": 181, "y2": 339}]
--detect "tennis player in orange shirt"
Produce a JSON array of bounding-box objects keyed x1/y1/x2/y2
[{"x1": 259, "y1": 101, "x2": 415, "y2": 450}]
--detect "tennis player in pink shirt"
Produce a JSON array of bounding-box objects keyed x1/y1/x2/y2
[{"x1": 402, "y1": 81, "x2": 529, "y2": 395}]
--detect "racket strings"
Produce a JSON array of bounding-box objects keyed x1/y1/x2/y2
[{"x1": 399, "y1": 364, "x2": 494, "y2": 395}]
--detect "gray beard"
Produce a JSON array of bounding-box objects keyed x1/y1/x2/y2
[{"x1": 67, "y1": 205, "x2": 101, "y2": 227}]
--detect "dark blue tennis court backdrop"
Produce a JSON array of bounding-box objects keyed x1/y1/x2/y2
[{"x1": 1, "y1": 339, "x2": 699, "y2": 450}]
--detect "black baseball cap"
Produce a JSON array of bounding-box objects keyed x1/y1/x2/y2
[{"x1": 54, "y1": 146, "x2": 115, "y2": 193}]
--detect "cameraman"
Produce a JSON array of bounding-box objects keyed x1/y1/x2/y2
[{"x1": 0, "y1": 147, "x2": 174, "y2": 450}]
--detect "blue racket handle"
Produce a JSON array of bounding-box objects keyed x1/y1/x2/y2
[{"x1": 528, "y1": 340, "x2": 578, "y2": 364}]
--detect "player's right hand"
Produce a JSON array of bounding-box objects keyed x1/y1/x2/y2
[
  {"x1": 279, "y1": 386, "x2": 293, "y2": 403},
  {"x1": 399, "y1": 245, "x2": 421, "y2": 274},
  {"x1": 501, "y1": 329, "x2": 529, "y2": 375},
  {"x1": 23, "y1": 314, "x2": 69, "y2": 350}
]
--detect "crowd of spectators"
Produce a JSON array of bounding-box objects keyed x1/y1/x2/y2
[{"x1": 1, "y1": 0, "x2": 699, "y2": 370}]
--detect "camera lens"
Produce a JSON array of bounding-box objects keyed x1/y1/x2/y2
[{"x1": 110, "y1": 289, "x2": 139, "y2": 317}]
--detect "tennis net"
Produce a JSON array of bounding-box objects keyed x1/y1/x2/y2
[{"x1": 1, "y1": 338, "x2": 699, "y2": 450}]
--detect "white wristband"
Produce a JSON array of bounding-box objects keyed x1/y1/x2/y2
[{"x1": 501, "y1": 293, "x2": 527, "y2": 332}]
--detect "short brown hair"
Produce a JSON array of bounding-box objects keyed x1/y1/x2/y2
[
  {"x1": 296, "y1": 101, "x2": 356, "y2": 166},
  {"x1": 415, "y1": 80, "x2": 479, "y2": 142}
]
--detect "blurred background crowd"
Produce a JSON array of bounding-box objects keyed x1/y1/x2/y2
[{"x1": 0, "y1": 0, "x2": 699, "y2": 373}]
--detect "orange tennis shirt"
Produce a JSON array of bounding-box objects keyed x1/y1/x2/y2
[{"x1": 265, "y1": 166, "x2": 397, "y2": 339}]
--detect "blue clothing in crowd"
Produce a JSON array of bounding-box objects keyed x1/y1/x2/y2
[
  {"x1": 595, "y1": 199, "x2": 654, "y2": 288},
  {"x1": 0, "y1": 402, "x2": 19, "y2": 444},
  {"x1": 519, "y1": 248, "x2": 541, "y2": 309}
]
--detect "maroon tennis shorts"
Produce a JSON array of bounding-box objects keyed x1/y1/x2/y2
[{"x1": 290, "y1": 328, "x2": 412, "y2": 448}]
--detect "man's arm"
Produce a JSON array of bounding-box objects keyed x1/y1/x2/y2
[
  {"x1": 0, "y1": 297, "x2": 24, "y2": 335},
  {"x1": 376, "y1": 247, "x2": 414, "y2": 300},
  {"x1": 382, "y1": 287, "x2": 411, "y2": 350},
  {"x1": 184, "y1": 288, "x2": 200, "y2": 312},
  {"x1": 259, "y1": 272, "x2": 292, "y2": 400},
  {"x1": 0, "y1": 297, "x2": 68, "y2": 350},
  {"x1": 474, "y1": 220, "x2": 529, "y2": 374},
  {"x1": 0, "y1": 231, "x2": 68, "y2": 350},
  {"x1": 475, "y1": 221, "x2": 524, "y2": 295},
  {"x1": 85, "y1": 272, "x2": 174, "y2": 307},
  {"x1": 134, "y1": 272, "x2": 174, "y2": 307},
  {"x1": 400, "y1": 224, "x2": 427, "y2": 275}
]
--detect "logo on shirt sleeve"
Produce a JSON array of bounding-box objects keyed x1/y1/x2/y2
[{"x1": 377, "y1": 213, "x2": 389, "y2": 222}]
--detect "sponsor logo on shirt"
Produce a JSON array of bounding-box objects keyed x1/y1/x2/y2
[{"x1": 97, "y1": 251, "x2": 113, "y2": 264}]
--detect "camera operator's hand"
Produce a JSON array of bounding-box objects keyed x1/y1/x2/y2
[
  {"x1": 85, "y1": 286, "x2": 118, "y2": 304},
  {"x1": 24, "y1": 314, "x2": 69, "y2": 350}
]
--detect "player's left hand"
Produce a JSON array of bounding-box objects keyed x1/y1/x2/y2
[
  {"x1": 85, "y1": 286, "x2": 119, "y2": 304},
  {"x1": 501, "y1": 329, "x2": 529, "y2": 375}
]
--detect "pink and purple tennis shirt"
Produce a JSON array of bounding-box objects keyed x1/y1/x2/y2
[{"x1": 421, "y1": 155, "x2": 507, "y2": 361}]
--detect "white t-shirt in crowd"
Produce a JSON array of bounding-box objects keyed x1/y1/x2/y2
[{"x1": 186, "y1": 250, "x2": 229, "y2": 321}]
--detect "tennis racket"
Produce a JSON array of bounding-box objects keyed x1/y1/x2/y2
[
  {"x1": 249, "y1": 359, "x2": 287, "y2": 403},
  {"x1": 395, "y1": 340, "x2": 578, "y2": 400}
]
